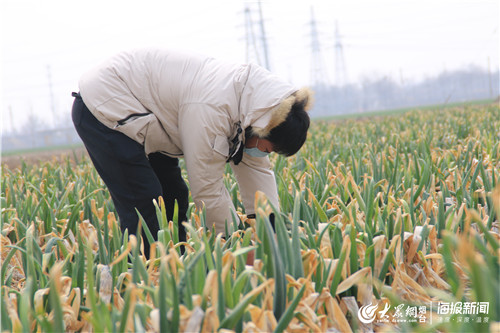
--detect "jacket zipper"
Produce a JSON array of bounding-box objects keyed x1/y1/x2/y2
[
  {"x1": 115, "y1": 112, "x2": 150, "y2": 127},
  {"x1": 158, "y1": 150, "x2": 183, "y2": 157},
  {"x1": 114, "y1": 113, "x2": 183, "y2": 157}
]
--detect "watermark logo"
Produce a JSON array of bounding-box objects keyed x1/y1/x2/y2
[
  {"x1": 436, "y1": 302, "x2": 490, "y2": 324},
  {"x1": 356, "y1": 301, "x2": 490, "y2": 325},
  {"x1": 437, "y1": 302, "x2": 489, "y2": 315},
  {"x1": 358, "y1": 303, "x2": 378, "y2": 324}
]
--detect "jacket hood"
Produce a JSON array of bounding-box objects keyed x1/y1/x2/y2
[
  {"x1": 238, "y1": 64, "x2": 313, "y2": 138},
  {"x1": 251, "y1": 87, "x2": 314, "y2": 138},
  {"x1": 238, "y1": 65, "x2": 295, "y2": 129}
]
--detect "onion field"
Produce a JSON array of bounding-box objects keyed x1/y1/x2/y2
[{"x1": 1, "y1": 104, "x2": 499, "y2": 332}]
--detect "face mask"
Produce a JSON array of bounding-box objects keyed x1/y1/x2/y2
[{"x1": 244, "y1": 147, "x2": 269, "y2": 158}]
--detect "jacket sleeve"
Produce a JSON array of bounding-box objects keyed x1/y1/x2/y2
[
  {"x1": 178, "y1": 104, "x2": 236, "y2": 233},
  {"x1": 230, "y1": 153, "x2": 280, "y2": 215}
]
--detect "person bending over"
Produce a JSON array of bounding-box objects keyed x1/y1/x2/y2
[{"x1": 71, "y1": 48, "x2": 313, "y2": 257}]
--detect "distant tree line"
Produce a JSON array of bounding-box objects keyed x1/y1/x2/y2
[
  {"x1": 2, "y1": 65, "x2": 499, "y2": 152},
  {"x1": 311, "y1": 65, "x2": 499, "y2": 117}
]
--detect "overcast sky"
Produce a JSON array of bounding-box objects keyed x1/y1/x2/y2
[{"x1": 1, "y1": 0, "x2": 498, "y2": 133}]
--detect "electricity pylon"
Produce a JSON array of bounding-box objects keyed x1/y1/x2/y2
[
  {"x1": 244, "y1": 1, "x2": 271, "y2": 70},
  {"x1": 309, "y1": 7, "x2": 329, "y2": 88},
  {"x1": 334, "y1": 21, "x2": 348, "y2": 86}
]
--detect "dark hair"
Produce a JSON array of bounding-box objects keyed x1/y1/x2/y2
[{"x1": 266, "y1": 98, "x2": 310, "y2": 156}]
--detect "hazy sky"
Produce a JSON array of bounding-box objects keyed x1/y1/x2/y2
[{"x1": 1, "y1": 0, "x2": 498, "y2": 133}]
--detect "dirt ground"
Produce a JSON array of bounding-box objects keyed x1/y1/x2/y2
[{"x1": 1, "y1": 147, "x2": 89, "y2": 170}]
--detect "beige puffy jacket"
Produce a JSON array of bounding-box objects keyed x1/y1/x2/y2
[{"x1": 79, "y1": 48, "x2": 310, "y2": 231}]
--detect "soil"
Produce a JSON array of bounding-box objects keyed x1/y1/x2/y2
[{"x1": 1, "y1": 147, "x2": 89, "y2": 170}]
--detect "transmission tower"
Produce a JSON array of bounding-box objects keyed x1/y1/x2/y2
[
  {"x1": 309, "y1": 7, "x2": 329, "y2": 88},
  {"x1": 257, "y1": 1, "x2": 270, "y2": 70},
  {"x1": 244, "y1": 7, "x2": 261, "y2": 65},
  {"x1": 243, "y1": 1, "x2": 271, "y2": 70},
  {"x1": 46, "y1": 65, "x2": 57, "y2": 125},
  {"x1": 334, "y1": 21, "x2": 348, "y2": 86}
]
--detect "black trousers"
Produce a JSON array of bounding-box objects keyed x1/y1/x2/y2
[{"x1": 71, "y1": 94, "x2": 189, "y2": 258}]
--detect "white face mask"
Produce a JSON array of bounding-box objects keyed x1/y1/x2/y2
[
  {"x1": 244, "y1": 146, "x2": 269, "y2": 157},
  {"x1": 244, "y1": 138, "x2": 269, "y2": 157}
]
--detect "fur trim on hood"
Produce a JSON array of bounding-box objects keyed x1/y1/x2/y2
[{"x1": 251, "y1": 87, "x2": 314, "y2": 138}]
